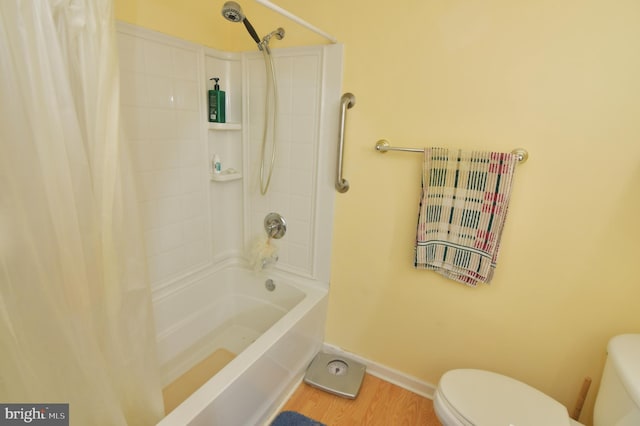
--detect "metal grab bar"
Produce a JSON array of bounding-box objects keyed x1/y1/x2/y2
[{"x1": 336, "y1": 93, "x2": 355, "y2": 193}]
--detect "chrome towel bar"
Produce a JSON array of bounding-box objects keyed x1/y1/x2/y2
[
  {"x1": 374, "y1": 139, "x2": 529, "y2": 164},
  {"x1": 336, "y1": 93, "x2": 356, "y2": 193}
]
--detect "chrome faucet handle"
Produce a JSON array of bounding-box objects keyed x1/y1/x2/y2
[{"x1": 264, "y1": 212, "x2": 286, "y2": 239}]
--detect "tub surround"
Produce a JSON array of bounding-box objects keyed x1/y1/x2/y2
[{"x1": 118, "y1": 22, "x2": 342, "y2": 424}]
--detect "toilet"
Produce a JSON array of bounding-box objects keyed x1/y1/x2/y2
[{"x1": 434, "y1": 334, "x2": 640, "y2": 426}]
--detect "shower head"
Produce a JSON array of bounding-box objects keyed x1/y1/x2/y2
[
  {"x1": 269, "y1": 28, "x2": 285, "y2": 41},
  {"x1": 221, "y1": 1, "x2": 244, "y2": 22},
  {"x1": 259, "y1": 27, "x2": 285, "y2": 54},
  {"x1": 221, "y1": 1, "x2": 261, "y2": 45}
]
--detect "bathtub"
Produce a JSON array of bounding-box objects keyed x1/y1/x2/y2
[{"x1": 155, "y1": 266, "x2": 328, "y2": 426}]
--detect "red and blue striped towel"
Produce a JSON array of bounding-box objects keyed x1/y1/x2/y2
[{"x1": 415, "y1": 148, "x2": 518, "y2": 286}]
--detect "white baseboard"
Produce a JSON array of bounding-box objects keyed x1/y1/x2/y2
[{"x1": 322, "y1": 343, "x2": 437, "y2": 400}]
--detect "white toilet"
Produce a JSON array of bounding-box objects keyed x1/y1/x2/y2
[{"x1": 434, "y1": 334, "x2": 640, "y2": 426}]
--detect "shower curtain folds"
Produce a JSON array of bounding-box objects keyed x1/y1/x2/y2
[{"x1": 0, "y1": 0, "x2": 163, "y2": 424}]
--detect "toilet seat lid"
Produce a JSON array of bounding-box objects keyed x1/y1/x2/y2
[
  {"x1": 438, "y1": 369, "x2": 571, "y2": 426},
  {"x1": 608, "y1": 334, "x2": 640, "y2": 408}
]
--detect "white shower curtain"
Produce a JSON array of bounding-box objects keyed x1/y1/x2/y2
[{"x1": 0, "y1": 1, "x2": 164, "y2": 424}]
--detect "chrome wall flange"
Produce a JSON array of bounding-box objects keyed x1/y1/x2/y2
[{"x1": 264, "y1": 212, "x2": 286, "y2": 239}]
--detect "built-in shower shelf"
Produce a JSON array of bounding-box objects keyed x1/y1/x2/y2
[
  {"x1": 210, "y1": 171, "x2": 242, "y2": 182},
  {"x1": 208, "y1": 122, "x2": 241, "y2": 131}
]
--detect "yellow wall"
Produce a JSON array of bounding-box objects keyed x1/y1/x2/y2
[
  {"x1": 115, "y1": 1, "x2": 640, "y2": 424},
  {"x1": 114, "y1": 0, "x2": 326, "y2": 50}
]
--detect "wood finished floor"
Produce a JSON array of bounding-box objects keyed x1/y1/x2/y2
[{"x1": 279, "y1": 373, "x2": 442, "y2": 426}]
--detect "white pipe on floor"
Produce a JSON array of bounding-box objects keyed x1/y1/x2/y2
[{"x1": 254, "y1": 0, "x2": 338, "y2": 43}]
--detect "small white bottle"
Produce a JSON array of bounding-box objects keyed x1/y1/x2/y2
[{"x1": 212, "y1": 154, "x2": 222, "y2": 174}]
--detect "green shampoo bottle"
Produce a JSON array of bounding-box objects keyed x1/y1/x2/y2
[{"x1": 208, "y1": 77, "x2": 226, "y2": 123}]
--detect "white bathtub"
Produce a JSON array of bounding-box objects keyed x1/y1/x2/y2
[{"x1": 155, "y1": 267, "x2": 328, "y2": 426}]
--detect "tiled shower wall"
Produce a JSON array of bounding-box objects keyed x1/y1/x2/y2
[
  {"x1": 244, "y1": 51, "x2": 323, "y2": 277},
  {"x1": 118, "y1": 27, "x2": 210, "y2": 289},
  {"x1": 117, "y1": 23, "x2": 342, "y2": 291}
]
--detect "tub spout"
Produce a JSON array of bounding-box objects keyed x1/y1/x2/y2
[{"x1": 261, "y1": 253, "x2": 278, "y2": 269}]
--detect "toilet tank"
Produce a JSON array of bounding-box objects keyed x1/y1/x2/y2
[{"x1": 593, "y1": 334, "x2": 640, "y2": 426}]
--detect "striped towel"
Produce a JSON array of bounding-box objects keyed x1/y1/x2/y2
[{"x1": 415, "y1": 147, "x2": 518, "y2": 286}]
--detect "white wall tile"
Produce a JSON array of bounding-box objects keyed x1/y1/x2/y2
[
  {"x1": 172, "y1": 48, "x2": 198, "y2": 81},
  {"x1": 173, "y1": 79, "x2": 199, "y2": 110},
  {"x1": 248, "y1": 59, "x2": 266, "y2": 88},
  {"x1": 150, "y1": 142, "x2": 183, "y2": 171},
  {"x1": 144, "y1": 40, "x2": 174, "y2": 77},
  {"x1": 182, "y1": 216, "x2": 206, "y2": 243},
  {"x1": 248, "y1": 87, "x2": 267, "y2": 123},
  {"x1": 147, "y1": 109, "x2": 177, "y2": 140},
  {"x1": 269, "y1": 192, "x2": 291, "y2": 216},
  {"x1": 147, "y1": 75, "x2": 175, "y2": 108},
  {"x1": 180, "y1": 167, "x2": 204, "y2": 193},
  {"x1": 270, "y1": 168, "x2": 290, "y2": 194},
  {"x1": 179, "y1": 142, "x2": 203, "y2": 167},
  {"x1": 290, "y1": 143, "x2": 314, "y2": 170},
  {"x1": 292, "y1": 57, "x2": 319, "y2": 88},
  {"x1": 291, "y1": 115, "x2": 315, "y2": 144},
  {"x1": 289, "y1": 169, "x2": 313, "y2": 196},
  {"x1": 275, "y1": 57, "x2": 293, "y2": 85},
  {"x1": 182, "y1": 238, "x2": 208, "y2": 267},
  {"x1": 274, "y1": 141, "x2": 291, "y2": 170},
  {"x1": 287, "y1": 242, "x2": 309, "y2": 271},
  {"x1": 142, "y1": 169, "x2": 183, "y2": 199},
  {"x1": 118, "y1": 33, "x2": 145, "y2": 72},
  {"x1": 179, "y1": 192, "x2": 206, "y2": 220},
  {"x1": 174, "y1": 110, "x2": 200, "y2": 140},
  {"x1": 153, "y1": 197, "x2": 185, "y2": 226},
  {"x1": 289, "y1": 195, "x2": 312, "y2": 222},
  {"x1": 119, "y1": 30, "x2": 210, "y2": 287},
  {"x1": 146, "y1": 222, "x2": 184, "y2": 255},
  {"x1": 274, "y1": 242, "x2": 289, "y2": 265},
  {"x1": 120, "y1": 71, "x2": 148, "y2": 106},
  {"x1": 245, "y1": 52, "x2": 324, "y2": 275},
  {"x1": 292, "y1": 88, "x2": 317, "y2": 116},
  {"x1": 287, "y1": 219, "x2": 311, "y2": 246},
  {"x1": 148, "y1": 246, "x2": 186, "y2": 285}
]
